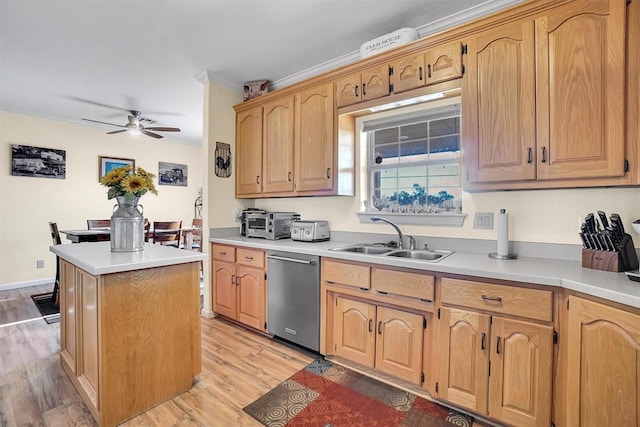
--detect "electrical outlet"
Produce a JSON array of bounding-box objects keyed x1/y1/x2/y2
[
  {"x1": 36, "y1": 260, "x2": 45, "y2": 269},
  {"x1": 233, "y1": 209, "x2": 242, "y2": 223},
  {"x1": 473, "y1": 212, "x2": 494, "y2": 230}
]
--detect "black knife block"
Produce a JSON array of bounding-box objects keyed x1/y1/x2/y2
[{"x1": 582, "y1": 234, "x2": 639, "y2": 272}]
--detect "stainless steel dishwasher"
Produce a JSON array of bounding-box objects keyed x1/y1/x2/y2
[{"x1": 266, "y1": 251, "x2": 320, "y2": 352}]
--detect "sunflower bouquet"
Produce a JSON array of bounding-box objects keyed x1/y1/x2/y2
[{"x1": 99, "y1": 165, "x2": 158, "y2": 200}]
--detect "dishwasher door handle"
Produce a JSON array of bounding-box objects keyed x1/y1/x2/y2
[{"x1": 267, "y1": 255, "x2": 315, "y2": 265}]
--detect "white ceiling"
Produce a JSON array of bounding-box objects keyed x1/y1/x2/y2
[{"x1": 0, "y1": 0, "x2": 522, "y2": 146}]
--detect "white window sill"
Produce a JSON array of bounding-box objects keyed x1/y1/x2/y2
[{"x1": 356, "y1": 212, "x2": 466, "y2": 227}]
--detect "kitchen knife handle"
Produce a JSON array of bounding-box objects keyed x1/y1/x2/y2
[
  {"x1": 482, "y1": 295, "x2": 502, "y2": 302},
  {"x1": 481, "y1": 332, "x2": 486, "y2": 350},
  {"x1": 541, "y1": 147, "x2": 547, "y2": 163},
  {"x1": 527, "y1": 147, "x2": 533, "y2": 164}
]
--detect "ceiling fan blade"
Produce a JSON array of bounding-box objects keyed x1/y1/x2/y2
[
  {"x1": 82, "y1": 118, "x2": 126, "y2": 127},
  {"x1": 142, "y1": 130, "x2": 163, "y2": 139},
  {"x1": 145, "y1": 127, "x2": 181, "y2": 132},
  {"x1": 106, "y1": 129, "x2": 128, "y2": 135}
]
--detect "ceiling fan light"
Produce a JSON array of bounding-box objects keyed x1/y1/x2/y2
[{"x1": 129, "y1": 129, "x2": 142, "y2": 135}]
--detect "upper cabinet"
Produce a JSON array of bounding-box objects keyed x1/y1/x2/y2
[
  {"x1": 463, "y1": 0, "x2": 627, "y2": 189},
  {"x1": 235, "y1": 106, "x2": 263, "y2": 197},
  {"x1": 335, "y1": 64, "x2": 390, "y2": 108},
  {"x1": 391, "y1": 42, "x2": 464, "y2": 94},
  {"x1": 262, "y1": 96, "x2": 295, "y2": 194}
]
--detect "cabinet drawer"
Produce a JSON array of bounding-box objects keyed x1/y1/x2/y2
[
  {"x1": 372, "y1": 268, "x2": 434, "y2": 302},
  {"x1": 236, "y1": 248, "x2": 265, "y2": 268},
  {"x1": 212, "y1": 244, "x2": 235, "y2": 262},
  {"x1": 323, "y1": 260, "x2": 370, "y2": 290},
  {"x1": 440, "y1": 278, "x2": 552, "y2": 322}
]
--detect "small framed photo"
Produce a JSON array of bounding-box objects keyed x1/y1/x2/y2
[
  {"x1": 158, "y1": 161, "x2": 188, "y2": 186},
  {"x1": 99, "y1": 156, "x2": 135, "y2": 180}
]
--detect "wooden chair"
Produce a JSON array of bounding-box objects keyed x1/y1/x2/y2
[
  {"x1": 49, "y1": 222, "x2": 61, "y2": 307},
  {"x1": 186, "y1": 218, "x2": 203, "y2": 252},
  {"x1": 152, "y1": 221, "x2": 182, "y2": 247}
]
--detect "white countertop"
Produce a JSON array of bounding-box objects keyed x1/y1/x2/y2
[
  {"x1": 211, "y1": 236, "x2": 640, "y2": 309},
  {"x1": 51, "y1": 242, "x2": 207, "y2": 276}
]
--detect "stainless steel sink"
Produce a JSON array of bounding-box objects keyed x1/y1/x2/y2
[
  {"x1": 330, "y1": 244, "x2": 453, "y2": 262},
  {"x1": 330, "y1": 244, "x2": 395, "y2": 255},
  {"x1": 383, "y1": 249, "x2": 453, "y2": 262}
]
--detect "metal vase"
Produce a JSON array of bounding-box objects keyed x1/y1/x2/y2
[{"x1": 110, "y1": 195, "x2": 145, "y2": 252}]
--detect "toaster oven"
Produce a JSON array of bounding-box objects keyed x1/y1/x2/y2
[{"x1": 245, "y1": 211, "x2": 300, "y2": 240}]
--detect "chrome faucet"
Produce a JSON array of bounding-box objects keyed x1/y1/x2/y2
[{"x1": 371, "y1": 216, "x2": 405, "y2": 249}]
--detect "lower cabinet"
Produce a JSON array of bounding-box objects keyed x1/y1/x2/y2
[
  {"x1": 566, "y1": 296, "x2": 640, "y2": 426},
  {"x1": 212, "y1": 244, "x2": 266, "y2": 331},
  {"x1": 436, "y1": 278, "x2": 554, "y2": 427},
  {"x1": 334, "y1": 296, "x2": 424, "y2": 384}
]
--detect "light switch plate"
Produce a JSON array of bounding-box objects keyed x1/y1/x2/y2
[{"x1": 473, "y1": 212, "x2": 494, "y2": 229}]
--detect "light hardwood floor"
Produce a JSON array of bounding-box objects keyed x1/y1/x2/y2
[{"x1": 0, "y1": 284, "x2": 314, "y2": 426}]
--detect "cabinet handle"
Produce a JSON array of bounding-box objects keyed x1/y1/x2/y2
[
  {"x1": 419, "y1": 66, "x2": 423, "y2": 81},
  {"x1": 368, "y1": 319, "x2": 373, "y2": 332},
  {"x1": 219, "y1": 251, "x2": 227, "y2": 255},
  {"x1": 427, "y1": 64, "x2": 432, "y2": 78},
  {"x1": 235, "y1": 276, "x2": 241, "y2": 286},
  {"x1": 377, "y1": 321, "x2": 382, "y2": 335},
  {"x1": 527, "y1": 147, "x2": 533, "y2": 164},
  {"x1": 231, "y1": 274, "x2": 236, "y2": 284},
  {"x1": 481, "y1": 295, "x2": 502, "y2": 302},
  {"x1": 245, "y1": 256, "x2": 253, "y2": 261},
  {"x1": 354, "y1": 85, "x2": 359, "y2": 98},
  {"x1": 481, "y1": 332, "x2": 486, "y2": 350},
  {"x1": 288, "y1": 171, "x2": 292, "y2": 182},
  {"x1": 362, "y1": 83, "x2": 367, "y2": 96},
  {"x1": 496, "y1": 336, "x2": 502, "y2": 354},
  {"x1": 326, "y1": 168, "x2": 331, "y2": 179},
  {"x1": 256, "y1": 175, "x2": 261, "y2": 184},
  {"x1": 541, "y1": 147, "x2": 547, "y2": 163}
]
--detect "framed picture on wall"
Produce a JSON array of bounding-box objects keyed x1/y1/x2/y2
[
  {"x1": 158, "y1": 161, "x2": 188, "y2": 186},
  {"x1": 11, "y1": 144, "x2": 66, "y2": 179},
  {"x1": 99, "y1": 156, "x2": 135, "y2": 180}
]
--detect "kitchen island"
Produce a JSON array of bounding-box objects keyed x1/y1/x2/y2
[{"x1": 50, "y1": 242, "x2": 207, "y2": 427}]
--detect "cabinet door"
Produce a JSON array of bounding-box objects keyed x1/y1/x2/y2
[
  {"x1": 212, "y1": 260, "x2": 237, "y2": 318},
  {"x1": 334, "y1": 297, "x2": 376, "y2": 367},
  {"x1": 235, "y1": 106, "x2": 263, "y2": 196},
  {"x1": 489, "y1": 317, "x2": 553, "y2": 427},
  {"x1": 375, "y1": 306, "x2": 423, "y2": 384},
  {"x1": 536, "y1": 0, "x2": 626, "y2": 180},
  {"x1": 390, "y1": 53, "x2": 425, "y2": 94},
  {"x1": 424, "y1": 42, "x2": 463, "y2": 85},
  {"x1": 335, "y1": 72, "x2": 361, "y2": 108},
  {"x1": 438, "y1": 307, "x2": 490, "y2": 414},
  {"x1": 294, "y1": 83, "x2": 335, "y2": 192},
  {"x1": 361, "y1": 64, "x2": 390, "y2": 102},
  {"x1": 262, "y1": 97, "x2": 295, "y2": 193},
  {"x1": 463, "y1": 19, "x2": 536, "y2": 184},
  {"x1": 567, "y1": 297, "x2": 640, "y2": 427},
  {"x1": 236, "y1": 265, "x2": 266, "y2": 331},
  {"x1": 76, "y1": 269, "x2": 99, "y2": 409},
  {"x1": 60, "y1": 259, "x2": 77, "y2": 375}
]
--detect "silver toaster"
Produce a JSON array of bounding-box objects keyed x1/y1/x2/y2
[{"x1": 290, "y1": 220, "x2": 330, "y2": 242}]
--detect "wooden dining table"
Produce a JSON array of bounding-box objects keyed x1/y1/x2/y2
[{"x1": 60, "y1": 227, "x2": 195, "y2": 245}]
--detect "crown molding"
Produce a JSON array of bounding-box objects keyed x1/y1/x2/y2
[
  {"x1": 194, "y1": 70, "x2": 236, "y2": 89},
  {"x1": 272, "y1": 0, "x2": 523, "y2": 90}
]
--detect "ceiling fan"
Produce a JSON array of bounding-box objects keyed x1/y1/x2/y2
[{"x1": 82, "y1": 110, "x2": 180, "y2": 139}]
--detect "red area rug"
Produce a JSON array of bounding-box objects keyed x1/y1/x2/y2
[{"x1": 244, "y1": 358, "x2": 476, "y2": 427}]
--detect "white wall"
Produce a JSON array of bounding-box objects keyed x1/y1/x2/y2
[{"x1": 0, "y1": 111, "x2": 204, "y2": 288}]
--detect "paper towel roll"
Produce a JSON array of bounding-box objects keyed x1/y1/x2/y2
[{"x1": 497, "y1": 209, "x2": 509, "y2": 256}]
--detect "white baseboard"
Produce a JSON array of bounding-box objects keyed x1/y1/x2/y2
[
  {"x1": 200, "y1": 309, "x2": 215, "y2": 318},
  {"x1": 0, "y1": 277, "x2": 55, "y2": 292}
]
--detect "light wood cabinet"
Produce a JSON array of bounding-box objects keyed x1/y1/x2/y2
[
  {"x1": 334, "y1": 296, "x2": 423, "y2": 384},
  {"x1": 262, "y1": 96, "x2": 295, "y2": 194},
  {"x1": 58, "y1": 257, "x2": 201, "y2": 427},
  {"x1": 211, "y1": 244, "x2": 266, "y2": 331},
  {"x1": 235, "y1": 106, "x2": 263, "y2": 197},
  {"x1": 335, "y1": 64, "x2": 390, "y2": 108},
  {"x1": 566, "y1": 296, "x2": 640, "y2": 427},
  {"x1": 436, "y1": 278, "x2": 553, "y2": 427},
  {"x1": 464, "y1": 0, "x2": 627, "y2": 188}
]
